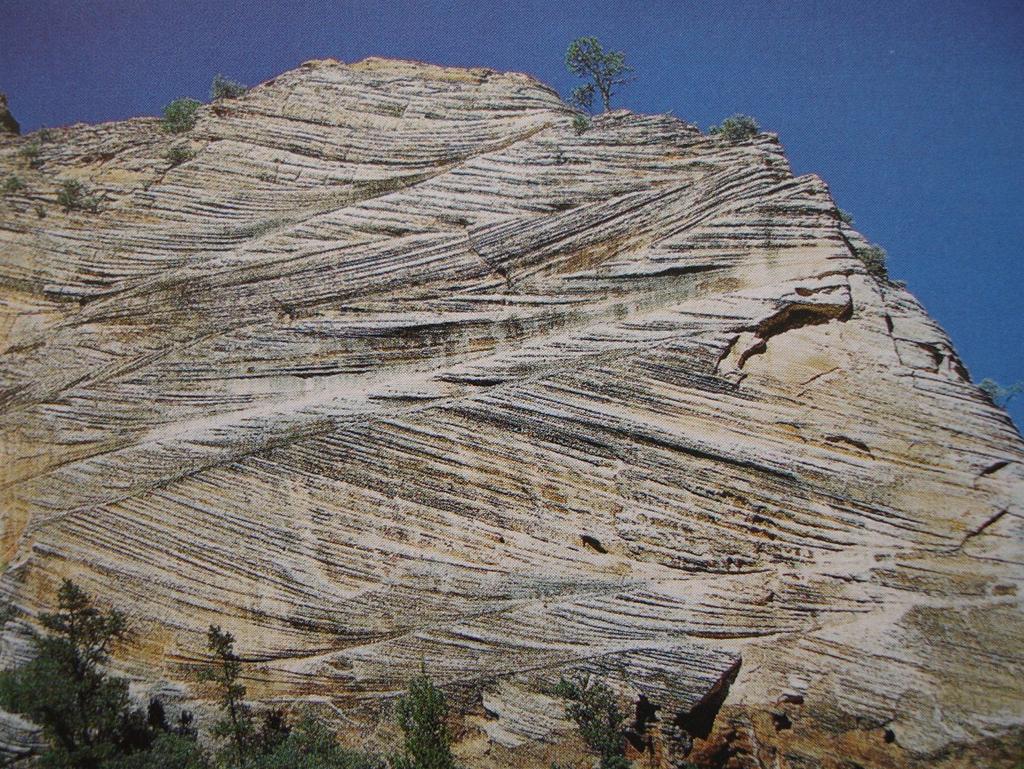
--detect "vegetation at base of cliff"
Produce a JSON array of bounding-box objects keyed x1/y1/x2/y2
[
  {"x1": 163, "y1": 98, "x2": 202, "y2": 133},
  {"x1": 392, "y1": 671, "x2": 456, "y2": 769},
  {"x1": 553, "y1": 675, "x2": 631, "y2": 769},
  {"x1": 57, "y1": 179, "x2": 101, "y2": 213},
  {"x1": 0, "y1": 581, "x2": 431, "y2": 769},
  {"x1": 708, "y1": 114, "x2": 759, "y2": 142},
  {"x1": 211, "y1": 75, "x2": 248, "y2": 101},
  {"x1": 565, "y1": 37, "x2": 634, "y2": 113}
]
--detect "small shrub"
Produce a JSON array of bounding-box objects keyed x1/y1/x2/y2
[
  {"x1": 573, "y1": 114, "x2": 591, "y2": 135},
  {"x1": 164, "y1": 144, "x2": 195, "y2": 167},
  {"x1": 19, "y1": 140, "x2": 41, "y2": 166},
  {"x1": 709, "y1": 114, "x2": 759, "y2": 142},
  {"x1": 162, "y1": 98, "x2": 201, "y2": 133},
  {"x1": 554, "y1": 675, "x2": 630, "y2": 769},
  {"x1": 250, "y1": 715, "x2": 383, "y2": 769},
  {"x1": 855, "y1": 244, "x2": 888, "y2": 280},
  {"x1": 2, "y1": 174, "x2": 23, "y2": 194},
  {"x1": 57, "y1": 179, "x2": 100, "y2": 213},
  {"x1": 978, "y1": 378, "x2": 1023, "y2": 408},
  {"x1": 393, "y1": 671, "x2": 456, "y2": 769},
  {"x1": 34, "y1": 203, "x2": 45, "y2": 218},
  {"x1": 36, "y1": 127, "x2": 56, "y2": 143},
  {"x1": 837, "y1": 208, "x2": 854, "y2": 225},
  {"x1": 211, "y1": 74, "x2": 248, "y2": 100}
]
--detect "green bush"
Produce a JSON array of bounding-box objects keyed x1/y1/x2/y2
[
  {"x1": 2, "y1": 174, "x2": 23, "y2": 193},
  {"x1": 57, "y1": 179, "x2": 100, "y2": 213},
  {"x1": 837, "y1": 208, "x2": 854, "y2": 225},
  {"x1": 211, "y1": 74, "x2": 248, "y2": 100},
  {"x1": 20, "y1": 140, "x2": 41, "y2": 166},
  {"x1": 393, "y1": 672, "x2": 456, "y2": 769},
  {"x1": 709, "y1": 114, "x2": 759, "y2": 142},
  {"x1": 978, "y1": 378, "x2": 1023, "y2": 408},
  {"x1": 554, "y1": 675, "x2": 630, "y2": 769},
  {"x1": 573, "y1": 114, "x2": 591, "y2": 135},
  {"x1": 163, "y1": 98, "x2": 201, "y2": 133},
  {"x1": 165, "y1": 144, "x2": 195, "y2": 167},
  {"x1": 855, "y1": 244, "x2": 888, "y2": 280},
  {"x1": 250, "y1": 716, "x2": 383, "y2": 769}
]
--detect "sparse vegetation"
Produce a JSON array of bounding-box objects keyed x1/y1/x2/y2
[
  {"x1": 163, "y1": 98, "x2": 201, "y2": 133},
  {"x1": 57, "y1": 179, "x2": 101, "y2": 213},
  {"x1": 854, "y1": 243, "x2": 888, "y2": 280},
  {"x1": 573, "y1": 114, "x2": 591, "y2": 135},
  {"x1": 20, "y1": 140, "x2": 42, "y2": 166},
  {"x1": 565, "y1": 37, "x2": 634, "y2": 113},
  {"x1": 211, "y1": 74, "x2": 248, "y2": 101},
  {"x1": 837, "y1": 208, "x2": 854, "y2": 225},
  {"x1": 165, "y1": 144, "x2": 196, "y2": 167},
  {"x1": 554, "y1": 675, "x2": 631, "y2": 769},
  {"x1": 3, "y1": 174, "x2": 23, "y2": 193},
  {"x1": 709, "y1": 114, "x2": 759, "y2": 142},
  {"x1": 978, "y1": 378, "x2": 1024, "y2": 408}
]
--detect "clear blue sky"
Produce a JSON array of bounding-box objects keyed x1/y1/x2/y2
[{"x1": 3, "y1": 0, "x2": 1022, "y2": 425}]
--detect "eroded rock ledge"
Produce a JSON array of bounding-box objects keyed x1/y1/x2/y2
[{"x1": 0, "y1": 58, "x2": 1022, "y2": 768}]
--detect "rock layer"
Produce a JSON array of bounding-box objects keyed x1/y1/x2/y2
[{"x1": 0, "y1": 58, "x2": 1022, "y2": 768}]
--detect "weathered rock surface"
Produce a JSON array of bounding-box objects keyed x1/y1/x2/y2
[
  {"x1": 0, "y1": 58, "x2": 1022, "y2": 768},
  {"x1": 0, "y1": 95, "x2": 18, "y2": 136}
]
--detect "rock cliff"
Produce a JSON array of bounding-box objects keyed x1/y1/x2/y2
[{"x1": 0, "y1": 58, "x2": 1022, "y2": 768}]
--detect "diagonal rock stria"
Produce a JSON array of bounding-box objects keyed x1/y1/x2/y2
[{"x1": 0, "y1": 58, "x2": 1021, "y2": 768}]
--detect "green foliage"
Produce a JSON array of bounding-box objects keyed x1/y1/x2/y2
[
  {"x1": 200, "y1": 625, "x2": 257, "y2": 767},
  {"x1": 57, "y1": 179, "x2": 101, "y2": 213},
  {"x1": 708, "y1": 114, "x2": 759, "y2": 142},
  {"x1": 0, "y1": 579, "x2": 160, "y2": 769},
  {"x1": 165, "y1": 144, "x2": 196, "y2": 167},
  {"x1": 572, "y1": 114, "x2": 592, "y2": 135},
  {"x1": 249, "y1": 716, "x2": 383, "y2": 769},
  {"x1": 553, "y1": 675, "x2": 630, "y2": 769},
  {"x1": 211, "y1": 74, "x2": 248, "y2": 101},
  {"x1": 565, "y1": 37, "x2": 634, "y2": 113},
  {"x1": 2, "y1": 174, "x2": 23, "y2": 193},
  {"x1": 393, "y1": 672, "x2": 456, "y2": 769},
  {"x1": 20, "y1": 140, "x2": 42, "y2": 166},
  {"x1": 855, "y1": 244, "x2": 888, "y2": 280},
  {"x1": 570, "y1": 84, "x2": 595, "y2": 113},
  {"x1": 837, "y1": 208, "x2": 854, "y2": 225},
  {"x1": 163, "y1": 98, "x2": 201, "y2": 133},
  {"x1": 978, "y1": 378, "x2": 1024, "y2": 408}
]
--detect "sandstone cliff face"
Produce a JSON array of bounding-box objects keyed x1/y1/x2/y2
[{"x1": 0, "y1": 58, "x2": 1022, "y2": 768}]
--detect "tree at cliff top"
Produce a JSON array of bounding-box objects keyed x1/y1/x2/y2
[{"x1": 565, "y1": 37, "x2": 634, "y2": 113}]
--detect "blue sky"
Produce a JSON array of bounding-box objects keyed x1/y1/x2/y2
[{"x1": 3, "y1": 0, "x2": 1022, "y2": 425}]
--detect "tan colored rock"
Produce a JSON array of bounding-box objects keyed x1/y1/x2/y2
[{"x1": 0, "y1": 58, "x2": 1022, "y2": 768}]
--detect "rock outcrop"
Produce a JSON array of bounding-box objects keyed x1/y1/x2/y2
[
  {"x1": 0, "y1": 58, "x2": 1022, "y2": 768},
  {"x1": 0, "y1": 94, "x2": 19, "y2": 136}
]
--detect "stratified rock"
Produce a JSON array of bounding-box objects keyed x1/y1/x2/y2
[
  {"x1": 0, "y1": 94, "x2": 19, "y2": 135},
  {"x1": 0, "y1": 58, "x2": 1021, "y2": 768}
]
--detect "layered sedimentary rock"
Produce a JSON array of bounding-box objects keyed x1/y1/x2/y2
[{"x1": 0, "y1": 58, "x2": 1022, "y2": 768}]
